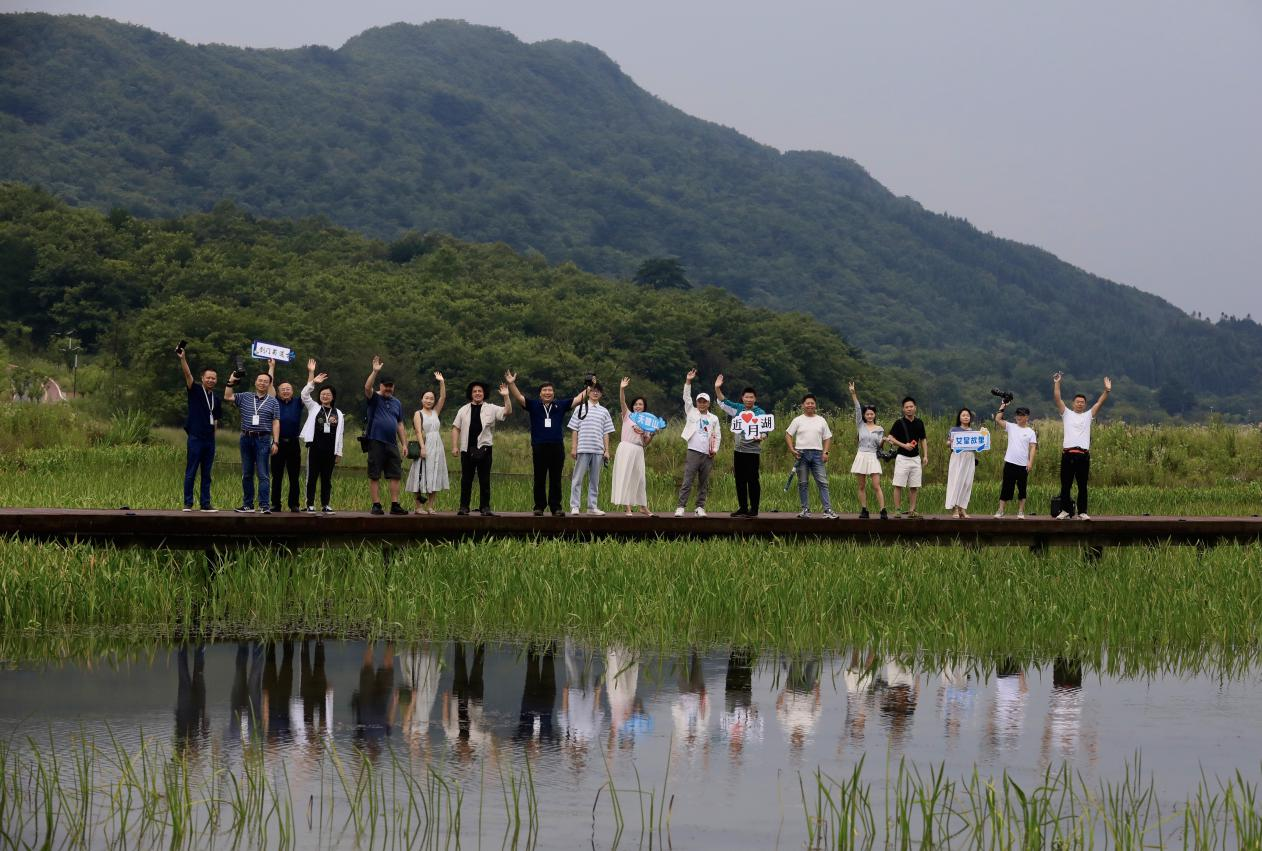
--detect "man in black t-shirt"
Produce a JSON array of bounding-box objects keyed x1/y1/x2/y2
[
  {"x1": 887, "y1": 396, "x2": 928, "y2": 518},
  {"x1": 178, "y1": 346, "x2": 222, "y2": 512}
]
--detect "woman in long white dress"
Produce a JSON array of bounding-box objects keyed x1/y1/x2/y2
[
  {"x1": 406, "y1": 372, "x2": 449, "y2": 513},
  {"x1": 945, "y1": 407, "x2": 978, "y2": 518},
  {"x1": 610, "y1": 377, "x2": 654, "y2": 516}
]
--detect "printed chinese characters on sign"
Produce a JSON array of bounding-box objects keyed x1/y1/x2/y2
[
  {"x1": 950, "y1": 428, "x2": 991, "y2": 453},
  {"x1": 730, "y1": 411, "x2": 775, "y2": 440}
]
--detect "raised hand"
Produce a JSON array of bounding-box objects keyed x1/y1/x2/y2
[
  {"x1": 307, "y1": 358, "x2": 317, "y2": 372},
  {"x1": 686, "y1": 368, "x2": 697, "y2": 382},
  {"x1": 267, "y1": 358, "x2": 276, "y2": 369},
  {"x1": 314, "y1": 372, "x2": 328, "y2": 384},
  {"x1": 504, "y1": 370, "x2": 517, "y2": 384},
  {"x1": 434, "y1": 371, "x2": 445, "y2": 383},
  {"x1": 620, "y1": 377, "x2": 630, "y2": 389},
  {"x1": 372, "y1": 356, "x2": 384, "y2": 372},
  {"x1": 847, "y1": 380, "x2": 856, "y2": 394},
  {"x1": 1103, "y1": 376, "x2": 1112, "y2": 392},
  {"x1": 499, "y1": 383, "x2": 509, "y2": 396},
  {"x1": 715, "y1": 373, "x2": 724, "y2": 388},
  {"x1": 1053, "y1": 371, "x2": 1063, "y2": 383}
]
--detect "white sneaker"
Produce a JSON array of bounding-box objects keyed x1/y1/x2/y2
[
  {"x1": 994, "y1": 511, "x2": 1005, "y2": 518},
  {"x1": 797, "y1": 510, "x2": 811, "y2": 519},
  {"x1": 1078, "y1": 513, "x2": 1091, "y2": 520},
  {"x1": 674, "y1": 507, "x2": 685, "y2": 517},
  {"x1": 1055, "y1": 511, "x2": 1071, "y2": 520},
  {"x1": 201, "y1": 507, "x2": 219, "y2": 513},
  {"x1": 1017, "y1": 512, "x2": 1025, "y2": 519},
  {"x1": 182, "y1": 507, "x2": 192, "y2": 512},
  {"x1": 823, "y1": 510, "x2": 839, "y2": 519},
  {"x1": 587, "y1": 508, "x2": 606, "y2": 516},
  {"x1": 570, "y1": 505, "x2": 580, "y2": 515},
  {"x1": 694, "y1": 508, "x2": 707, "y2": 518}
]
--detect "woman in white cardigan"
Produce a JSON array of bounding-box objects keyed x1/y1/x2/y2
[{"x1": 299, "y1": 358, "x2": 345, "y2": 513}]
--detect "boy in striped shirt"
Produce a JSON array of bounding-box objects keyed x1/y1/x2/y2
[{"x1": 567, "y1": 383, "x2": 615, "y2": 515}]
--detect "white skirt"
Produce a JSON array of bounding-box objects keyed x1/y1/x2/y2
[
  {"x1": 850, "y1": 450, "x2": 882, "y2": 475},
  {"x1": 610, "y1": 441, "x2": 647, "y2": 506},
  {"x1": 945, "y1": 450, "x2": 976, "y2": 509},
  {"x1": 405, "y1": 432, "x2": 450, "y2": 494}
]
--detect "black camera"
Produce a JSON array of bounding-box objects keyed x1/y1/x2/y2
[
  {"x1": 175, "y1": 340, "x2": 187, "y2": 356},
  {"x1": 990, "y1": 388, "x2": 1015, "y2": 405},
  {"x1": 230, "y1": 355, "x2": 246, "y2": 383},
  {"x1": 584, "y1": 373, "x2": 597, "y2": 387}
]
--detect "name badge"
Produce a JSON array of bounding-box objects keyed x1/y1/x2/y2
[
  {"x1": 252, "y1": 413, "x2": 260, "y2": 427},
  {"x1": 323, "y1": 422, "x2": 331, "y2": 434},
  {"x1": 544, "y1": 418, "x2": 552, "y2": 429},
  {"x1": 209, "y1": 414, "x2": 215, "y2": 425}
]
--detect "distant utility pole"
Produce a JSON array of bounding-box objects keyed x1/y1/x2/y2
[{"x1": 56, "y1": 332, "x2": 81, "y2": 399}]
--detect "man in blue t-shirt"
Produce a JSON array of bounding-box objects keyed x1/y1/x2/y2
[
  {"x1": 363, "y1": 356, "x2": 410, "y2": 516},
  {"x1": 506, "y1": 375, "x2": 589, "y2": 516},
  {"x1": 177, "y1": 345, "x2": 222, "y2": 512}
]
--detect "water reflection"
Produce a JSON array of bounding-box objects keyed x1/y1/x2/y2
[{"x1": 174, "y1": 643, "x2": 207, "y2": 758}]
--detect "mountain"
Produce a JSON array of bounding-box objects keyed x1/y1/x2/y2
[{"x1": 2, "y1": 13, "x2": 1259, "y2": 417}]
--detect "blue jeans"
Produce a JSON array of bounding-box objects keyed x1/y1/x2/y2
[
  {"x1": 239, "y1": 433, "x2": 273, "y2": 509},
  {"x1": 184, "y1": 433, "x2": 216, "y2": 508},
  {"x1": 797, "y1": 449, "x2": 832, "y2": 512},
  {"x1": 570, "y1": 452, "x2": 603, "y2": 511}
]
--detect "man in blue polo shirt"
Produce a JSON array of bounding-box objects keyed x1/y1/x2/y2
[
  {"x1": 506, "y1": 375, "x2": 589, "y2": 516},
  {"x1": 363, "y1": 356, "x2": 410, "y2": 516},
  {"x1": 225, "y1": 368, "x2": 280, "y2": 513},
  {"x1": 177, "y1": 345, "x2": 221, "y2": 512},
  {"x1": 270, "y1": 377, "x2": 305, "y2": 513}
]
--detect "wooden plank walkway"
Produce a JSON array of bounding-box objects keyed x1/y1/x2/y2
[{"x1": 1, "y1": 508, "x2": 1260, "y2": 550}]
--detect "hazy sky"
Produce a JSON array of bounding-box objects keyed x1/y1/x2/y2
[{"x1": 7, "y1": 0, "x2": 1261, "y2": 319}]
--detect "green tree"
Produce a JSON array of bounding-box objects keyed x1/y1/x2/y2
[{"x1": 634, "y1": 257, "x2": 690, "y2": 290}]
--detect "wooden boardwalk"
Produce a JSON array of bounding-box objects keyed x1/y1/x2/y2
[{"x1": 1, "y1": 508, "x2": 1260, "y2": 550}]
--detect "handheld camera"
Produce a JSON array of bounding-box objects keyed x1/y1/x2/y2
[{"x1": 990, "y1": 388, "x2": 1015, "y2": 405}]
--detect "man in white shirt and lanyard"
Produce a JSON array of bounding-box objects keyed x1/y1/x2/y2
[
  {"x1": 1052, "y1": 372, "x2": 1111, "y2": 520},
  {"x1": 674, "y1": 368, "x2": 721, "y2": 518}
]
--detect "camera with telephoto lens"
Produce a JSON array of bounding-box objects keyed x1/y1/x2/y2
[{"x1": 990, "y1": 388, "x2": 1015, "y2": 405}]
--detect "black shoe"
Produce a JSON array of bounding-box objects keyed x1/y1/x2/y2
[
  {"x1": 533, "y1": 509, "x2": 545, "y2": 517},
  {"x1": 746, "y1": 511, "x2": 759, "y2": 518},
  {"x1": 233, "y1": 506, "x2": 254, "y2": 513},
  {"x1": 371, "y1": 503, "x2": 384, "y2": 516},
  {"x1": 289, "y1": 506, "x2": 301, "y2": 513},
  {"x1": 879, "y1": 509, "x2": 888, "y2": 519},
  {"x1": 730, "y1": 510, "x2": 748, "y2": 517},
  {"x1": 551, "y1": 510, "x2": 566, "y2": 517},
  {"x1": 858, "y1": 507, "x2": 870, "y2": 519},
  {"x1": 479, "y1": 509, "x2": 496, "y2": 517},
  {"x1": 322, "y1": 506, "x2": 335, "y2": 515},
  {"x1": 261, "y1": 508, "x2": 272, "y2": 515},
  {"x1": 389, "y1": 503, "x2": 408, "y2": 516},
  {"x1": 270, "y1": 505, "x2": 281, "y2": 514},
  {"x1": 457, "y1": 508, "x2": 470, "y2": 516}
]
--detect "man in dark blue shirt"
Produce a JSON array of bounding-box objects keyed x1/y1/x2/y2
[
  {"x1": 270, "y1": 376, "x2": 305, "y2": 513},
  {"x1": 363, "y1": 356, "x2": 409, "y2": 516},
  {"x1": 178, "y1": 346, "x2": 222, "y2": 512},
  {"x1": 506, "y1": 375, "x2": 588, "y2": 516}
]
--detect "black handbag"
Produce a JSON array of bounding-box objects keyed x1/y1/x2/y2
[
  {"x1": 357, "y1": 434, "x2": 371, "y2": 453},
  {"x1": 406, "y1": 440, "x2": 422, "y2": 460}
]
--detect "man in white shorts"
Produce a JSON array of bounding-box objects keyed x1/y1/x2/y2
[{"x1": 887, "y1": 397, "x2": 927, "y2": 517}]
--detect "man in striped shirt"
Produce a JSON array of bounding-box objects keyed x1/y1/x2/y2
[
  {"x1": 567, "y1": 382, "x2": 615, "y2": 515},
  {"x1": 225, "y1": 369, "x2": 281, "y2": 513}
]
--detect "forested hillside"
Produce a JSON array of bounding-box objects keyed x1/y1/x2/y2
[
  {"x1": 0, "y1": 185, "x2": 883, "y2": 423},
  {"x1": 2, "y1": 14, "x2": 1259, "y2": 416}
]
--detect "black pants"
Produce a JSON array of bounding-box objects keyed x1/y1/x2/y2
[
  {"x1": 1059, "y1": 450, "x2": 1090, "y2": 514},
  {"x1": 733, "y1": 451, "x2": 761, "y2": 514},
  {"x1": 306, "y1": 443, "x2": 335, "y2": 508},
  {"x1": 1000, "y1": 461, "x2": 1029, "y2": 501},
  {"x1": 531, "y1": 443, "x2": 565, "y2": 512},
  {"x1": 270, "y1": 436, "x2": 302, "y2": 510},
  {"x1": 459, "y1": 448, "x2": 493, "y2": 511}
]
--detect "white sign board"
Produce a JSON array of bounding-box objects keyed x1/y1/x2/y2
[
  {"x1": 251, "y1": 340, "x2": 296, "y2": 362},
  {"x1": 730, "y1": 411, "x2": 775, "y2": 440},
  {"x1": 950, "y1": 428, "x2": 991, "y2": 453}
]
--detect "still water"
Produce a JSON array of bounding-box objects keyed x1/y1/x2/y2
[{"x1": 3, "y1": 640, "x2": 1260, "y2": 848}]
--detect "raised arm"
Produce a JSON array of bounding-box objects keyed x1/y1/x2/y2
[
  {"x1": 365, "y1": 356, "x2": 382, "y2": 400},
  {"x1": 307, "y1": 357, "x2": 316, "y2": 385},
  {"x1": 619, "y1": 377, "x2": 630, "y2": 416},
  {"x1": 682, "y1": 368, "x2": 697, "y2": 412},
  {"x1": 570, "y1": 386, "x2": 589, "y2": 408},
  {"x1": 266, "y1": 358, "x2": 277, "y2": 397},
  {"x1": 995, "y1": 399, "x2": 1007, "y2": 425},
  {"x1": 505, "y1": 370, "x2": 526, "y2": 407},
  {"x1": 177, "y1": 346, "x2": 194, "y2": 390},
  {"x1": 713, "y1": 373, "x2": 726, "y2": 404},
  {"x1": 434, "y1": 371, "x2": 447, "y2": 416},
  {"x1": 1052, "y1": 372, "x2": 1066, "y2": 414},
  {"x1": 848, "y1": 381, "x2": 861, "y2": 428},
  {"x1": 1090, "y1": 376, "x2": 1112, "y2": 417}
]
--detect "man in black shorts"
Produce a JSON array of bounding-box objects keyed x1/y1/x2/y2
[
  {"x1": 363, "y1": 356, "x2": 409, "y2": 515},
  {"x1": 993, "y1": 402, "x2": 1037, "y2": 518}
]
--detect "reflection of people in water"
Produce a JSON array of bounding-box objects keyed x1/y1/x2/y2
[
  {"x1": 719, "y1": 649, "x2": 763, "y2": 766},
  {"x1": 877, "y1": 659, "x2": 919, "y2": 751},
  {"x1": 840, "y1": 649, "x2": 878, "y2": 754},
  {"x1": 516, "y1": 643, "x2": 558, "y2": 747},
  {"x1": 227, "y1": 642, "x2": 265, "y2": 747},
  {"x1": 441, "y1": 642, "x2": 490, "y2": 763},
  {"x1": 262, "y1": 639, "x2": 295, "y2": 745},
  {"x1": 670, "y1": 650, "x2": 711, "y2": 760},
  {"x1": 174, "y1": 643, "x2": 208, "y2": 758},
  {"x1": 560, "y1": 639, "x2": 602, "y2": 771},
  {"x1": 351, "y1": 642, "x2": 397, "y2": 761},
  {"x1": 776, "y1": 656, "x2": 822, "y2": 758},
  {"x1": 1040, "y1": 657, "x2": 1098, "y2": 769},
  {"x1": 606, "y1": 646, "x2": 651, "y2": 751},
  {"x1": 937, "y1": 660, "x2": 979, "y2": 747},
  {"x1": 396, "y1": 642, "x2": 441, "y2": 758},
  {"x1": 299, "y1": 637, "x2": 332, "y2": 744},
  {"x1": 984, "y1": 657, "x2": 1028, "y2": 762}
]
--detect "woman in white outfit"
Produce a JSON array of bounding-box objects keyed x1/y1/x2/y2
[
  {"x1": 847, "y1": 381, "x2": 887, "y2": 519},
  {"x1": 611, "y1": 377, "x2": 654, "y2": 516},
  {"x1": 405, "y1": 372, "x2": 449, "y2": 513},
  {"x1": 945, "y1": 407, "x2": 978, "y2": 518}
]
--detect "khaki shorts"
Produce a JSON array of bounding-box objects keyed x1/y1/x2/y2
[{"x1": 892, "y1": 455, "x2": 922, "y2": 488}]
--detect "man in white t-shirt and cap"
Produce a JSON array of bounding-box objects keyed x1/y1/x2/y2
[
  {"x1": 674, "y1": 368, "x2": 722, "y2": 517},
  {"x1": 993, "y1": 401, "x2": 1037, "y2": 518},
  {"x1": 1052, "y1": 372, "x2": 1111, "y2": 520}
]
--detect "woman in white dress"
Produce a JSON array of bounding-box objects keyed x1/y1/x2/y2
[
  {"x1": 610, "y1": 377, "x2": 654, "y2": 516},
  {"x1": 945, "y1": 407, "x2": 978, "y2": 518},
  {"x1": 847, "y1": 381, "x2": 888, "y2": 519},
  {"x1": 405, "y1": 372, "x2": 449, "y2": 513}
]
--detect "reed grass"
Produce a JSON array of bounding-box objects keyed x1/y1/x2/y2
[{"x1": 2, "y1": 538, "x2": 1259, "y2": 666}]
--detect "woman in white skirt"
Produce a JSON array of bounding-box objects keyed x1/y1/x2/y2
[
  {"x1": 847, "y1": 381, "x2": 888, "y2": 519},
  {"x1": 611, "y1": 377, "x2": 654, "y2": 516},
  {"x1": 945, "y1": 407, "x2": 978, "y2": 518},
  {"x1": 405, "y1": 371, "x2": 449, "y2": 513}
]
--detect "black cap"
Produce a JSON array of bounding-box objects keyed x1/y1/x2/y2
[
  {"x1": 1014, "y1": 406, "x2": 1031, "y2": 416},
  {"x1": 378, "y1": 375, "x2": 396, "y2": 386}
]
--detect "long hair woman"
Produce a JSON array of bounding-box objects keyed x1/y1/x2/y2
[
  {"x1": 945, "y1": 407, "x2": 978, "y2": 518},
  {"x1": 611, "y1": 377, "x2": 654, "y2": 516}
]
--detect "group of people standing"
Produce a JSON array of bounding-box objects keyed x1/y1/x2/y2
[{"x1": 178, "y1": 346, "x2": 1111, "y2": 520}]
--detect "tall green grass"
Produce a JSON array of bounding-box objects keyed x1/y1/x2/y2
[{"x1": 2, "y1": 538, "x2": 1259, "y2": 665}]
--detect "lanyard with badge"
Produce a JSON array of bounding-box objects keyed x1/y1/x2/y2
[
  {"x1": 322, "y1": 407, "x2": 333, "y2": 434},
  {"x1": 543, "y1": 402, "x2": 553, "y2": 430},
  {"x1": 250, "y1": 394, "x2": 264, "y2": 428},
  {"x1": 203, "y1": 386, "x2": 215, "y2": 426}
]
